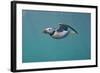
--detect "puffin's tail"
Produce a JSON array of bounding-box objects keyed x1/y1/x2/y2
[{"x1": 59, "y1": 24, "x2": 78, "y2": 34}]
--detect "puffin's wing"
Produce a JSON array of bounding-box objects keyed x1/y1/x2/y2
[
  {"x1": 56, "y1": 24, "x2": 68, "y2": 32},
  {"x1": 66, "y1": 25, "x2": 78, "y2": 34}
]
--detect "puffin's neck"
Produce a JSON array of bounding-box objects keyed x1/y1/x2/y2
[{"x1": 49, "y1": 31, "x2": 55, "y2": 36}]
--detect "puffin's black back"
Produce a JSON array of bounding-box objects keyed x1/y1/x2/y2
[{"x1": 57, "y1": 24, "x2": 68, "y2": 32}]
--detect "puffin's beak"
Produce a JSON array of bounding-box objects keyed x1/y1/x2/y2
[{"x1": 43, "y1": 30, "x2": 47, "y2": 33}]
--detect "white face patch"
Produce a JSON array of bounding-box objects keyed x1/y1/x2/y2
[
  {"x1": 46, "y1": 28, "x2": 53, "y2": 31},
  {"x1": 45, "y1": 28, "x2": 54, "y2": 34}
]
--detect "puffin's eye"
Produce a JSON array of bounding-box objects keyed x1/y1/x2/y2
[{"x1": 48, "y1": 29, "x2": 51, "y2": 31}]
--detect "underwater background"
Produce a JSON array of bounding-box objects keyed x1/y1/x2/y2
[{"x1": 22, "y1": 10, "x2": 91, "y2": 63}]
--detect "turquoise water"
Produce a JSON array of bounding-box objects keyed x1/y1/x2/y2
[{"x1": 22, "y1": 10, "x2": 91, "y2": 63}]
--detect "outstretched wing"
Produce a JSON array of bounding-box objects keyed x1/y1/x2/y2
[
  {"x1": 66, "y1": 25, "x2": 78, "y2": 34},
  {"x1": 57, "y1": 24, "x2": 68, "y2": 32},
  {"x1": 57, "y1": 24, "x2": 78, "y2": 34}
]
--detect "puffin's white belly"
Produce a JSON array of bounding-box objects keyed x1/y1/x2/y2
[{"x1": 52, "y1": 31, "x2": 68, "y2": 38}]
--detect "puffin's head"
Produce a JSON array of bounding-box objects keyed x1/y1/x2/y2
[{"x1": 43, "y1": 28, "x2": 54, "y2": 34}]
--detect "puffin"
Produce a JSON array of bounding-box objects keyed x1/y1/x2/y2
[{"x1": 43, "y1": 24, "x2": 78, "y2": 39}]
